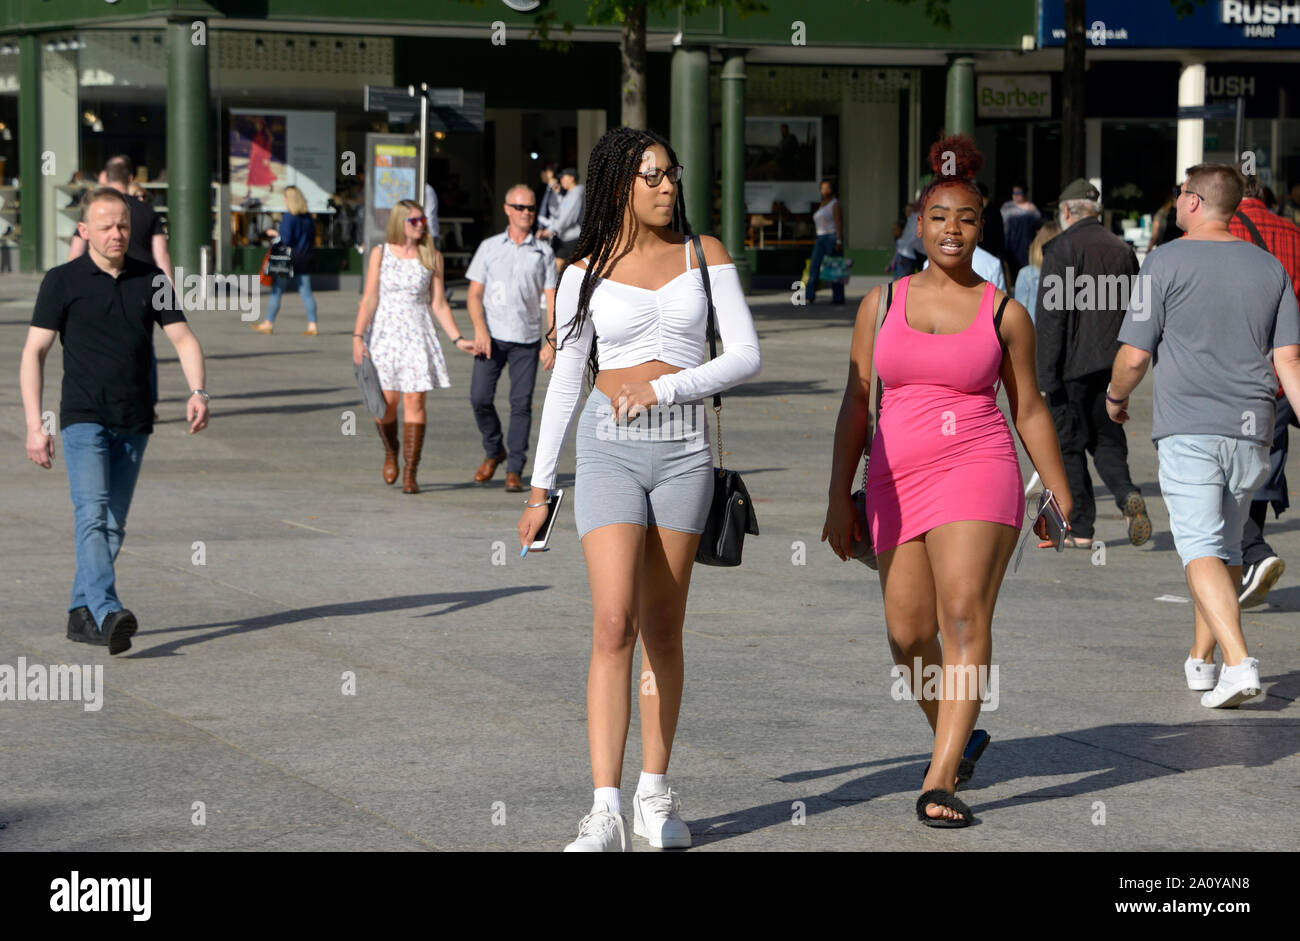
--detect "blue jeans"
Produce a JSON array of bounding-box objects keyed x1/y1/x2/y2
[
  {"x1": 62, "y1": 423, "x2": 149, "y2": 627},
  {"x1": 265, "y1": 273, "x2": 317, "y2": 324},
  {"x1": 808, "y1": 233, "x2": 845, "y2": 304}
]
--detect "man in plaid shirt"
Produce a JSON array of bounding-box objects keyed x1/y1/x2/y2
[{"x1": 1229, "y1": 174, "x2": 1300, "y2": 607}]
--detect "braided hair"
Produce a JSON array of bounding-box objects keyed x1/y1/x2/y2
[{"x1": 555, "y1": 127, "x2": 693, "y2": 387}]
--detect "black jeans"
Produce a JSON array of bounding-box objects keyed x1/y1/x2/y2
[
  {"x1": 1048, "y1": 369, "x2": 1139, "y2": 539},
  {"x1": 1242, "y1": 394, "x2": 1297, "y2": 565},
  {"x1": 471, "y1": 338, "x2": 540, "y2": 475}
]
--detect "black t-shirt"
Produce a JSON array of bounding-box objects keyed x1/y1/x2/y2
[{"x1": 31, "y1": 253, "x2": 187, "y2": 434}]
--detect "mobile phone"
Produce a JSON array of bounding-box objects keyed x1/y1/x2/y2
[
  {"x1": 1038, "y1": 489, "x2": 1069, "y2": 552},
  {"x1": 525, "y1": 488, "x2": 564, "y2": 554}
]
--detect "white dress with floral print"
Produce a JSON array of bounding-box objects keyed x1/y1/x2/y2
[{"x1": 366, "y1": 243, "x2": 451, "y2": 392}]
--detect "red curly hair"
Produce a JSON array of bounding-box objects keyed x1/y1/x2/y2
[{"x1": 919, "y1": 135, "x2": 984, "y2": 211}]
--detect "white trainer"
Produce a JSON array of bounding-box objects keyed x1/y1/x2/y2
[
  {"x1": 1184, "y1": 657, "x2": 1219, "y2": 691},
  {"x1": 563, "y1": 805, "x2": 628, "y2": 852},
  {"x1": 1201, "y1": 658, "x2": 1262, "y2": 709},
  {"x1": 633, "y1": 786, "x2": 691, "y2": 848}
]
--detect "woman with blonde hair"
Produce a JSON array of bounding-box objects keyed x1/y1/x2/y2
[
  {"x1": 253, "y1": 185, "x2": 319, "y2": 335},
  {"x1": 1014, "y1": 220, "x2": 1060, "y2": 325},
  {"x1": 352, "y1": 199, "x2": 474, "y2": 492}
]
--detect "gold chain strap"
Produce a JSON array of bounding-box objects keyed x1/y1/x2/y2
[{"x1": 713, "y1": 403, "x2": 724, "y2": 469}]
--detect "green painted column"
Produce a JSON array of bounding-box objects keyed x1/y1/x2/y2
[
  {"x1": 18, "y1": 33, "x2": 41, "y2": 273},
  {"x1": 670, "y1": 45, "x2": 711, "y2": 235},
  {"x1": 166, "y1": 18, "x2": 210, "y2": 280},
  {"x1": 944, "y1": 56, "x2": 975, "y2": 137},
  {"x1": 720, "y1": 49, "x2": 749, "y2": 291}
]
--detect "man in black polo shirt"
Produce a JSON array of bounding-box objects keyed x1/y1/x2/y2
[
  {"x1": 69, "y1": 155, "x2": 172, "y2": 415},
  {"x1": 20, "y1": 188, "x2": 210, "y2": 654}
]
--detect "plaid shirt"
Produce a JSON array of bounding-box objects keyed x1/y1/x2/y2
[{"x1": 1229, "y1": 198, "x2": 1300, "y2": 301}]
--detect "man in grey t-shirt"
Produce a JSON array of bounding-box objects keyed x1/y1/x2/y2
[{"x1": 1108, "y1": 163, "x2": 1300, "y2": 709}]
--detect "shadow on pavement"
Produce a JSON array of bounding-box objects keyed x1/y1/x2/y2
[
  {"x1": 127, "y1": 587, "x2": 548, "y2": 658},
  {"x1": 690, "y1": 718, "x2": 1300, "y2": 844}
]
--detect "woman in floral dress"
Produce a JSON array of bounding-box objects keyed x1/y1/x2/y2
[{"x1": 352, "y1": 200, "x2": 473, "y2": 493}]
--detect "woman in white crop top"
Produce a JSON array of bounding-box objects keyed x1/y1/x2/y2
[{"x1": 517, "y1": 127, "x2": 761, "y2": 851}]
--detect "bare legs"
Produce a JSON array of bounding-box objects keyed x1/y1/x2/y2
[
  {"x1": 581, "y1": 523, "x2": 700, "y2": 788},
  {"x1": 1186, "y1": 559, "x2": 1247, "y2": 666},
  {"x1": 878, "y1": 520, "x2": 1020, "y2": 822},
  {"x1": 380, "y1": 389, "x2": 427, "y2": 425}
]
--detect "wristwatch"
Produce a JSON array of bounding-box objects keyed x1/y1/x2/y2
[{"x1": 190, "y1": 389, "x2": 211, "y2": 402}]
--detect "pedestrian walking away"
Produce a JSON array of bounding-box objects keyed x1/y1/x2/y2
[
  {"x1": 352, "y1": 200, "x2": 474, "y2": 493},
  {"x1": 519, "y1": 127, "x2": 761, "y2": 852},
  {"x1": 20, "y1": 186, "x2": 211, "y2": 655},
  {"x1": 807, "y1": 178, "x2": 846, "y2": 306},
  {"x1": 252, "y1": 185, "x2": 319, "y2": 335},
  {"x1": 544, "y1": 167, "x2": 585, "y2": 270},
  {"x1": 1036, "y1": 178, "x2": 1149, "y2": 549},
  {"x1": 465, "y1": 184, "x2": 558, "y2": 491},
  {"x1": 1108, "y1": 163, "x2": 1300, "y2": 709},
  {"x1": 1013, "y1": 220, "x2": 1059, "y2": 325},
  {"x1": 823, "y1": 136, "x2": 1071, "y2": 829},
  {"x1": 1228, "y1": 171, "x2": 1300, "y2": 608}
]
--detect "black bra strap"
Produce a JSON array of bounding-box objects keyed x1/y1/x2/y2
[{"x1": 994, "y1": 295, "x2": 1009, "y2": 351}]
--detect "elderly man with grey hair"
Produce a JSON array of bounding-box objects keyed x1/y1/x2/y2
[
  {"x1": 1035, "y1": 178, "x2": 1148, "y2": 550},
  {"x1": 465, "y1": 183, "x2": 557, "y2": 491}
]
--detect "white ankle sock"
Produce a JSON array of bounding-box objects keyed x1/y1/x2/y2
[
  {"x1": 594, "y1": 787, "x2": 620, "y2": 815},
  {"x1": 637, "y1": 771, "x2": 667, "y2": 794}
]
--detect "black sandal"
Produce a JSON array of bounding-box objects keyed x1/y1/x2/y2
[{"x1": 916, "y1": 789, "x2": 973, "y2": 828}]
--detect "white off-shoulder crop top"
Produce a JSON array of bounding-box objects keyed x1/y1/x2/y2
[{"x1": 529, "y1": 241, "x2": 762, "y2": 491}]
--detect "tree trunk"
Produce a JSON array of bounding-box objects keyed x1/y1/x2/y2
[
  {"x1": 1061, "y1": 0, "x2": 1086, "y2": 185},
  {"x1": 620, "y1": 0, "x2": 647, "y2": 129}
]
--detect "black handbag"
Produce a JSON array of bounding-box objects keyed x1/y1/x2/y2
[
  {"x1": 266, "y1": 239, "x2": 294, "y2": 278},
  {"x1": 848, "y1": 280, "x2": 891, "y2": 569},
  {"x1": 691, "y1": 235, "x2": 759, "y2": 567}
]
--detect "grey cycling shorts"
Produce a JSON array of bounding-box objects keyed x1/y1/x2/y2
[{"x1": 573, "y1": 386, "x2": 715, "y2": 541}]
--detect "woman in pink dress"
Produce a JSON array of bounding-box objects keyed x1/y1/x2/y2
[
  {"x1": 246, "y1": 119, "x2": 276, "y2": 193},
  {"x1": 823, "y1": 136, "x2": 1071, "y2": 828}
]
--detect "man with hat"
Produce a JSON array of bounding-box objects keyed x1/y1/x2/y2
[
  {"x1": 1035, "y1": 178, "x2": 1149, "y2": 549},
  {"x1": 540, "y1": 167, "x2": 584, "y2": 271}
]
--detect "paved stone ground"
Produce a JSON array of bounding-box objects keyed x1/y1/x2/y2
[{"x1": 1, "y1": 270, "x2": 1296, "y2": 852}]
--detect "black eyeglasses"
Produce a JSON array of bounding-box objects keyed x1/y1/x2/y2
[
  {"x1": 506, "y1": 203, "x2": 537, "y2": 212},
  {"x1": 635, "y1": 165, "x2": 683, "y2": 187},
  {"x1": 1178, "y1": 185, "x2": 1203, "y2": 201}
]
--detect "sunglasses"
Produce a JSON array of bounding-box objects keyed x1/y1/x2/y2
[
  {"x1": 635, "y1": 165, "x2": 684, "y2": 187},
  {"x1": 405, "y1": 216, "x2": 427, "y2": 226},
  {"x1": 506, "y1": 203, "x2": 537, "y2": 212}
]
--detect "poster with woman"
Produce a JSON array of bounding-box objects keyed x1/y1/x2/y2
[{"x1": 230, "y1": 114, "x2": 287, "y2": 205}]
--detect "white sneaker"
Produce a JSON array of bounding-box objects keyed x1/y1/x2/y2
[
  {"x1": 632, "y1": 786, "x2": 691, "y2": 848},
  {"x1": 1184, "y1": 656, "x2": 1219, "y2": 691},
  {"x1": 563, "y1": 805, "x2": 628, "y2": 852},
  {"x1": 1201, "y1": 658, "x2": 1262, "y2": 708}
]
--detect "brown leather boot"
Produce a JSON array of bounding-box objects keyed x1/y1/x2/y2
[
  {"x1": 474, "y1": 447, "x2": 507, "y2": 483},
  {"x1": 376, "y1": 420, "x2": 400, "y2": 485},
  {"x1": 402, "y1": 422, "x2": 426, "y2": 494}
]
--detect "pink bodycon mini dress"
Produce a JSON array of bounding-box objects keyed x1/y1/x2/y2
[{"x1": 865, "y1": 275, "x2": 1023, "y2": 554}]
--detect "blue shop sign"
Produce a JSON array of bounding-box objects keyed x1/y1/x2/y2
[{"x1": 1040, "y1": 0, "x2": 1300, "y2": 48}]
